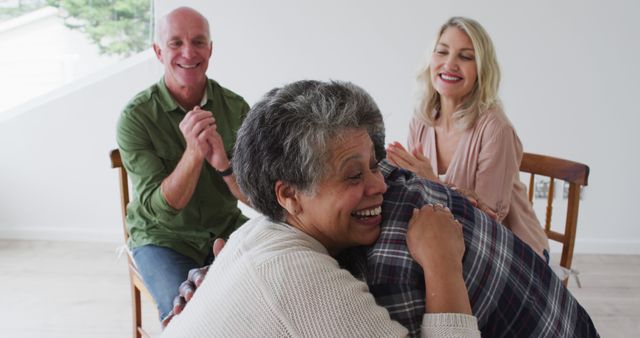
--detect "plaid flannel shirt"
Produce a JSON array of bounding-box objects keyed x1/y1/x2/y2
[{"x1": 342, "y1": 160, "x2": 598, "y2": 337}]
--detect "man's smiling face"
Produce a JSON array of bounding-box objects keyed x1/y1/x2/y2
[{"x1": 153, "y1": 8, "x2": 213, "y2": 93}]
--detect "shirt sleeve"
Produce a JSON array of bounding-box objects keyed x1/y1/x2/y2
[
  {"x1": 116, "y1": 110, "x2": 180, "y2": 222},
  {"x1": 240, "y1": 99, "x2": 250, "y2": 120},
  {"x1": 474, "y1": 121, "x2": 522, "y2": 223}
]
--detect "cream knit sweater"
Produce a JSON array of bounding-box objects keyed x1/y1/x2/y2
[{"x1": 163, "y1": 216, "x2": 479, "y2": 338}]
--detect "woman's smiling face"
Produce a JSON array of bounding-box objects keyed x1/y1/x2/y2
[
  {"x1": 286, "y1": 129, "x2": 387, "y2": 255},
  {"x1": 430, "y1": 27, "x2": 478, "y2": 103}
]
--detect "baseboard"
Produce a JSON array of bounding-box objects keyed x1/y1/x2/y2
[
  {"x1": 1, "y1": 227, "x2": 639, "y2": 254},
  {"x1": 547, "y1": 239, "x2": 640, "y2": 255},
  {"x1": 0, "y1": 226, "x2": 121, "y2": 243}
]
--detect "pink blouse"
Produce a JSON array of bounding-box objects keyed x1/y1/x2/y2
[{"x1": 407, "y1": 109, "x2": 549, "y2": 257}]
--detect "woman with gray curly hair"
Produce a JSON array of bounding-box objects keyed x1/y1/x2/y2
[{"x1": 163, "y1": 80, "x2": 480, "y2": 337}]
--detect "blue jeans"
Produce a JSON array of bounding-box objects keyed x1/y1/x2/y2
[{"x1": 132, "y1": 245, "x2": 212, "y2": 320}]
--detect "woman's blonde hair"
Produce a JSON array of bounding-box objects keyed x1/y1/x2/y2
[{"x1": 415, "y1": 17, "x2": 501, "y2": 129}]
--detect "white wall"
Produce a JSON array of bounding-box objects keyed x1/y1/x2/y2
[
  {"x1": 0, "y1": 53, "x2": 163, "y2": 242},
  {"x1": 1, "y1": 0, "x2": 638, "y2": 253}
]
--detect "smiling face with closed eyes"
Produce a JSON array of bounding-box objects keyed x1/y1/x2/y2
[{"x1": 430, "y1": 27, "x2": 478, "y2": 107}]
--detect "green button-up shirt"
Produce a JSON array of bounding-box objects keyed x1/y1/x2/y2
[{"x1": 116, "y1": 77, "x2": 249, "y2": 264}]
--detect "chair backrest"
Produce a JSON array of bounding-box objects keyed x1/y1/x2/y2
[
  {"x1": 110, "y1": 148, "x2": 156, "y2": 337},
  {"x1": 110, "y1": 149, "x2": 130, "y2": 241},
  {"x1": 520, "y1": 152, "x2": 589, "y2": 270}
]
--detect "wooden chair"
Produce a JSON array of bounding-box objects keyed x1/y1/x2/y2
[
  {"x1": 110, "y1": 148, "x2": 155, "y2": 338},
  {"x1": 520, "y1": 152, "x2": 590, "y2": 272}
]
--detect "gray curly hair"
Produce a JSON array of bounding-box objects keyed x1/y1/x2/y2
[{"x1": 232, "y1": 80, "x2": 386, "y2": 221}]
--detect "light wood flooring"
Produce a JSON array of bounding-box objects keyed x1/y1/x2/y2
[{"x1": 0, "y1": 239, "x2": 638, "y2": 337}]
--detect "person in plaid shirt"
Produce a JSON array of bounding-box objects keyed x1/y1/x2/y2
[{"x1": 340, "y1": 159, "x2": 599, "y2": 337}]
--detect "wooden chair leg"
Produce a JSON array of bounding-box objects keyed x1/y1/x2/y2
[
  {"x1": 131, "y1": 282, "x2": 142, "y2": 338},
  {"x1": 112, "y1": 149, "x2": 154, "y2": 337}
]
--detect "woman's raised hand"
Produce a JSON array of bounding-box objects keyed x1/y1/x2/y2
[{"x1": 386, "y1": 142, "x2": 438, "y2": 181}]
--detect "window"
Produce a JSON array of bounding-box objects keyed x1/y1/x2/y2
[{"x1": 0, "y1": 0, "x2": 153, "y2": 114}]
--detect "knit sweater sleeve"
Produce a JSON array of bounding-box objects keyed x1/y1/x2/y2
[
  {"x1": 259, "y1": 250, "x2": 479, "y2": 338},
  {"x1": 257, "y1": 249, "x2": 408, "y2": 337},
  {"x1": 422, "y1": 313, "x2": 481, "y2": 337}
]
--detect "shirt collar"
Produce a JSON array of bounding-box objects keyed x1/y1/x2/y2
[
  {"x1": 157, "y1": 77, "x2": 212, "y2": 113},
  {"x1": 176, "y1": 91, "x2": 208, "y2": 112},
  {"x1": 379, "y1": 159, "x2": 396, "y2": 179}
]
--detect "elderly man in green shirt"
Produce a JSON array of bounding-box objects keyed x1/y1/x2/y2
[{"x1": 116, "y1": 7, "x2": 249, "y2": 323}]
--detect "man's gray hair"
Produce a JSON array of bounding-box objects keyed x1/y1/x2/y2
[{"x1": 233, "y1": 80, "x2": 386, "y2": 221}]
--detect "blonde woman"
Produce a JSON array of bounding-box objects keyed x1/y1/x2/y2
[{"x1": 387, "y1": 17, "x2": 549, "y2": 260}]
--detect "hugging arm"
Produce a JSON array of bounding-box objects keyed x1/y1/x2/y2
[
  {"x1": 162, "y1": 239, "x2": 225, "y2": 327},
  {"x1": 370, "y1": 161, "x2": 598, "y2": 337}
]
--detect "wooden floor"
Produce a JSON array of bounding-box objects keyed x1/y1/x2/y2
[{"x1": 0, "y1": 240, "x2": 638, "y2": 337}]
